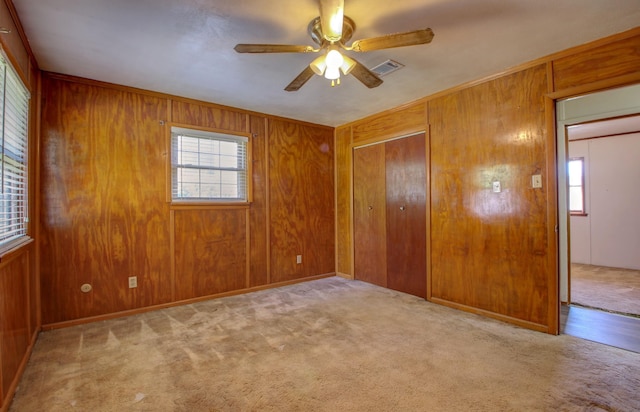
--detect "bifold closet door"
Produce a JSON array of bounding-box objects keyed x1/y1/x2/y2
[
  {"x1": 353, "y1": 143, "x2": 387, "y2": 287},
  {"x1": 385, "y1": 133, "x2": 427, "y2": 298}
]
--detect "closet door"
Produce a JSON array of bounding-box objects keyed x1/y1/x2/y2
[
  {"x1": 353, "y1": 143, "x2": 387, "y2": 287},
  {"x1": 385, "y1": 133, "x2": 427, "y2": 298}
]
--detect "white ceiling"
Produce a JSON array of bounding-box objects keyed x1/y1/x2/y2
[{"x1": 11, "y1": 0, "x2": 640, "y2": 126}]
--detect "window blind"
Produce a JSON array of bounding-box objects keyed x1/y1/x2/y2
[
  {"x1": 0, "y1": 53, "x2": 30, "y2": 246},
  {"x1": 171, "y1": 127, "x2": 248, "y2": 201}
]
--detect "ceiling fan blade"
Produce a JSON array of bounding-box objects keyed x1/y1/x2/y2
[
  {"x1": 319, "y1": 0, "x2": 344, "y2": 42},
  {"x1": 234, "y1": 44, "x2": 316, "y2": 53},
  {"x1": 349, "y1": 28, "x2": 434, "y2": 52},
  {"x1": 349, "y1": 58, "x2": 383, "y2": 89},
  {"x1": 285, "y1": 66, "x2": 316, "y2": 92}
]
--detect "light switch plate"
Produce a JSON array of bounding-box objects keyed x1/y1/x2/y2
[
  {"x1": 532, "y1": 174, "x2": 542, "y2": 188},
  {"x1": 492, "y1": 181, "x2": 501, "y2": 193}
]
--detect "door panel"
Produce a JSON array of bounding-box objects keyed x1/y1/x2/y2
[
  {"x1": 386, "y1": 133, "x2": 427, "y2": 298},
  {"x1": 353, "y1": 144, "x2": 387, "y2": 287}
]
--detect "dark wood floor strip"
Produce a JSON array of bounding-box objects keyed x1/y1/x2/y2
[{"x1": 561, "y1": 305, "x2": 640, "y2": 353}]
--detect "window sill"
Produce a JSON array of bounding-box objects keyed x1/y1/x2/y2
[
  {"x1": 570, "y1": 212, "x2": 588, "y2": 217},
  {"x1": 0, "y1": 236, "x2": 34, "y2": 262},
  {"x1": 170, "y1": 201, "x2": 251, "y2": 211}
]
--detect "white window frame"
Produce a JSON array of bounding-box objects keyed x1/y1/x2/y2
[
  {"x1": 0, "y1": 52, "x2": 30, "y2": 252},
  {"x1": 170, "y1": 126, "x2": 251, "y2": 203},
  {"x1": 568, "y1": 157, "x2": 586, "y2": 216}
]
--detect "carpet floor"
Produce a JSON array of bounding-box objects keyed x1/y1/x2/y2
[
  {"x1": 11, "y1": 277, "x2": 640, "y2": 411},
  {"x1": 571, "y1": 263, "x2": 640, "y2": 316}
]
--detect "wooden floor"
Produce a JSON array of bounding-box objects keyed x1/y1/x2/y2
[{"x1": 561, "y1": 304, "x2": 640, "y2": 353}]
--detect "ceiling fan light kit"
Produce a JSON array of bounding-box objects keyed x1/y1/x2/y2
[
  {"x1": 340, "y1": 54, "x2": 356, "y2": 75},
  {"x1": 310, "y1": 55, "x2": 327, "y2": 76},
  {"x1": 234, "y1": 0, "x2": 434, "y2": 91}
]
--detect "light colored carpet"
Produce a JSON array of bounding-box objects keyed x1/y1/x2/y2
[
  {"x1": 571, "y1": 263, "x2": 640, "y2": 316},
  {"x1": 11, "y1": 277, "x2": 640, "y2": 411}
]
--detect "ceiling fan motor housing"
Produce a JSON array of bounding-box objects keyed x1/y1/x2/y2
[{"x1": 308, "y1": 15, "x2": 356, "y2": 46}]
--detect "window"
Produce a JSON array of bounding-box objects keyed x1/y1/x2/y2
[
  {"x1": 171, "y1": 127, "x2": 249, "y2": 202},
  {"x1": 0, "y1": 53, "x2": 30, "y2": 249},
  {"x1": 568, "y1": 157, "x2": 586, "y2": 215}
]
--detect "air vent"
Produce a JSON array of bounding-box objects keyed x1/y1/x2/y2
[{"x1": 371, "y1": 59, "x2": 405, "y2": 77}]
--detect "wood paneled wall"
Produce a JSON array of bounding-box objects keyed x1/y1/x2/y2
[
  {"x1": 268, "y1": 119, "x2": 335, "y2": 283},
  {"x1": 0, "y1": 252, "x2": 31, "y2": 400},
  {"x1": 334, "y1": 127, "x2": 352, "y2": 277},
  {"x1": 0, "y1": 0, "x2": 30, "y2": 85},
  {"x1": 430, "y1": 65, "x2": 549, "y2": 325},
  {"x1": 173, "y1": 209, "x2": 248, "y2": 300},
  {"x1": 40, "y1": 80, "x2": 173, "y2": 322},
  {"x1": 552, "y1": 34, "x2": 640, "y2": 91},
  {"x1": 249, "y1": 115, "x2": 269, "y2": 287},
  {"x1": 335, "y1": 27, "x2": 640, "y2": 334},
  {"x1": 39, "y1": 75, "x2": 335, "y2": 325},
  {"x1": 351, "y1": 103, "x2": 426, "y2": 144},
  {"x1": 0, "y1": 1, "x2": 39, "y2": 410}
]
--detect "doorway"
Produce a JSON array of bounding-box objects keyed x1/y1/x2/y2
[
  {"x1": 565, "y1": 115, "x2": 640, "y2": 317},
  {"x1": 556, "y1": 83, "x2": 640, "y2": 351}
]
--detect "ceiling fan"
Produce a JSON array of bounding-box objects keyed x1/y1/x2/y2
[{"x1": 234, "y1": 0, "x2": 434, "y2": 91}]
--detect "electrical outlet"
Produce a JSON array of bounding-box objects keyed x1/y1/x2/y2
[
  {"x1": 296, "y1": 255, "x2": 302, "y2": 264},
  {"x1": 128, "y1": 276, "x2": 137, "y2": 288}
]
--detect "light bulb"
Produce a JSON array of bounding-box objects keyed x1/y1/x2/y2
[
  {"x1": 324, "y1": 66, "x2": 340, "y2": 80},
  {"x1": 325, "y1": 50, "x2": 344, "y2": 69}
]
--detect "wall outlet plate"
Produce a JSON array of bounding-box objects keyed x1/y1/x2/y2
[
  {"x1": 492, "y1": 181, "x2": 501, "y2": 193},
  {"x1": 128, "y1": 276, "x2": 137, "y2": 288}
]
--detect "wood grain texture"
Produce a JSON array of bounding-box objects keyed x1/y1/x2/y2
[
  {"x1": 353, "y1": 144, "x2": 387, "y2": 287},
  {"x1": 0, "y1": 0, "x2": 30, "y2": 86},
  {"x1": 335, "y1": 126, "x2": 352, "y2": 276},
  {"x1": 174, "y1": 209, "x2": 247, "y2": 300},
  {"x1": 39, "y1": 74, "x2": 336, "y2": 324},
  {"x1": 351, "y1": 103, "x2": 426, "y2": 145},
  {"x1": 28, "y1": 242, "x2": 37, "y2": 334},
  {"x1": 249, "y1": 115, "x2": 268, "y2": 287},
  {"x1": 0, "y1": 251, "x2": 30, "y2": 399},
  {"x1": 429, "y1": 64, "x2": 550, "y2": 326},
  {"x1": 385, "y1": 134, "x2": 427, "y2": 298},
  {"x1": 40, "y1": 76, "x2": 172, "y2": 324},
  {"x1": 268, "y1": 119, "x2": 335, "y2": 283},
  {"x1": 553, "y1": 34, "x2": 640, "y2": 91},
  {"x1": 171, "y1": 100, "x2": 248, "y2": 132}
]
